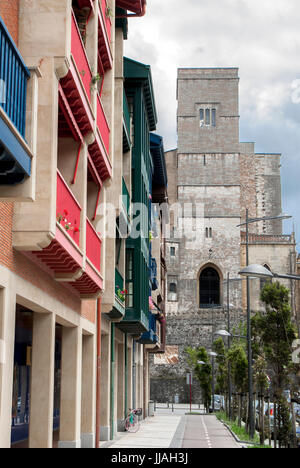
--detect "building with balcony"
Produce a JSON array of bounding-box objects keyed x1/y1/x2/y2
[{"x1": 99, "y1": 56, "x2": 161, "y2": 440}]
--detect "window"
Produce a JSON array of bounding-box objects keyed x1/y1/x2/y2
[
  {"x1": 125, "y1": 250, "x2": 134, "y2": 308},
  {"x1": 199, "y1": 267, "x2": 220, "y2": 307},
  {"x1": 205, "y1": 109, "x2": 210, "y2": 126},
  {"x1": 170, "y1": 247, "x2": 176, "y2": 257},
  {"x1": 212, "y1": 109, "x2": 216, "y2": 127},
  {"x1": 169, "y1": 283, "x2": 177, "y2": 293},
  {"x1": 205, "y1": 228, "x2": 212, "y2": 238},
  {"x1": 199, "y1": 107, "x2": 217, "y2": 128},
  {"x1": 200, "y1": 109, "x2": 204, "y2": 127}
]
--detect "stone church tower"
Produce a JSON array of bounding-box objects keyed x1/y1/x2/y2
[{"x1": 150, "y1": 68, "x2": 296, "y2": 403}]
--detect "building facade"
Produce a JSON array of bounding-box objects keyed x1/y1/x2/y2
[
  {"x1": 0, "y1": 0, "x2": 161, "y2": 449},
  {"x1": 150, "y1": 68, "x2": 296, "y2": 403}
]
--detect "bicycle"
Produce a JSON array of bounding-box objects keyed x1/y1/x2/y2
[{"x1": 125, "y1": 408, "x2": 142, "y2": 433}]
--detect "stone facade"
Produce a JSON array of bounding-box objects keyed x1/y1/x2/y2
[{"x1": 150, "y1": 68, "x2": 296, "y2": 404}]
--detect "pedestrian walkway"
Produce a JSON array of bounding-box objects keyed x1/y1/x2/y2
[
  {"x1": 103, "y1": 412, "x2": 183, "y2": 449},
  {"x1": 103, "y1": 410, "x2": 240, "y2": 449}
]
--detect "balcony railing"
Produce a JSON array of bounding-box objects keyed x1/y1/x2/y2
[
  {"x1": 100, "y1": 0, "x2": 112, "y2": 41},
  {"x1": 86, "y1": 218, "x2": 102, "y2": 271},
  {"x1": 115, "y1": 267, "x2": 125, "y2": 300},
  {"x1": 97, "y1": 93, "x2": 110, "y2": 154},
  {"x1": 122, "y1": 178, "x2": 130, "y2": 217},
  {"x1": 0, "y1": 16, "x2": 30, "y2": 138},
  {"x1": 56, "y1": 171, "x2": 81, "y2": 247},
  {"x1": 71, "y1": 11, "x2": 92, "y2": 102},
  {"x1": 123, "y1": 90, "x2": 131, "y2": 151}
]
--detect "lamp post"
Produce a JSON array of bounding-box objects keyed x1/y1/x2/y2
[
  {"x1": 208, "y1": 351, "x2": 218, "y2": 412},
  {"x1": 237, "y1": 211, "x2": 291, "y2": 439}
]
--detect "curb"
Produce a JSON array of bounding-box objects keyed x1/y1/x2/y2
[{"x1": 220, "y1": 420, "x2": 257, "y2": 447}]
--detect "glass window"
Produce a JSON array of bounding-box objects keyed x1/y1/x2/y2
[
  {"x1": 212, "y1": 109, "x2": 216, "y2": 126},
  {"x1": 170, "y1": 247, "x2": 176, "y2": 256},
  {"x1": 200, "y1": 108, "x2": 204, "y2": 127},
  {"x1": 205, "y1": 109, "x2": 210, "y2": 126},
  {"x1": 169, "y1": 283, "x2": 177, "y2": 293},
  {"x1": 125, "y1": 250, "x2": 134, "y2": 308}
]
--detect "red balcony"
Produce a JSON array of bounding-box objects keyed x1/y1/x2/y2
[
  {"x1": 100, "y1": 0, "x2": 112, "y2": 42},
  {"x1": 31, "y1": 172, "x2": 103, "y2": 299},
  {"x1": 98, "y1": 0, "x2": 113, "y2": 72},
  {"x1": 56, "y1": 171, "x2": 81, "y2": 247},
  {"x1": 116, "y1": 0, "x2": 146, "y2": 14},
  {"x1": 86, "y1": 218, "x2": 102, "y2": 271},
  {"x1": 71, "y1": 11, "x2": 92, "y2": 102},
  {"x1": 97, "y1": 93, "x2": 110, "y2": 154}
]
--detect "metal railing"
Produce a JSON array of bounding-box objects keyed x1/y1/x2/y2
[{"x1": 0, "y1": 16, "x2": 30, "y2": 138}]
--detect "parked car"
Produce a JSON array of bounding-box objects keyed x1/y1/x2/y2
[{"x1": 209, "y1": 395, "x2": 225, "y2": 412}]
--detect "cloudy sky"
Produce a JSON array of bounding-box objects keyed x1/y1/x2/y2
[{"x1": 124, "y1": 0, "x2": 300, "y2": 250}]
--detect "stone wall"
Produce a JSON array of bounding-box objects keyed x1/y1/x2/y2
[{"x1": 150, "y1": 309, "x2": 246, "y2": 403}]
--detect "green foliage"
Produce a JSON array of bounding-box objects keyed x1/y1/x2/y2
[
  {"x1": 227, "y1": 344, "x2": 248, "y2": 392},
  {"x1": 185, "y1": 346, "x2": 212, "y2": 412},
  {"x1": 253, "y1": 281, "x2": 297, "y2": 448},
  {"x1": 253, "y1": 355, "x2": 269, "y2": 394},
  {"x1": 213, "y1": 338, "x2": 227, "y2": 395},
  {"x1": 255, "y1": 281, "x2": 296, "y2": 392},
  {"x1": 276, "y1": 395, "x2": 292, "y2": 447}
]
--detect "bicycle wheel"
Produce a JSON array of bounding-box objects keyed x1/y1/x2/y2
[{"x1": 125, "y1": 413, "x2": 140, "y2": 433}]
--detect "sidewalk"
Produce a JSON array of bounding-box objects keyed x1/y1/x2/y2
[
  {"x1": 102, "y1": 409, "x2": 241, "y2": 449},
  {"x1": 102, "y1": 411, "x2": 184, "y2": 449}
]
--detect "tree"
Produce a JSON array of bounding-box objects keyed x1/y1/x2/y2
[
  {"x1": 185, "y1": 346, "x2": 212, "y2": 413},
  {"x1": 255, "y1": 281, "x2": 297, "y2": 447},
  {"x1": 227, "y1": 343, "x2": 248, "y2": 426},
  {"x1": 213, "y1": 338, "x2": 227, "y2": 397}
]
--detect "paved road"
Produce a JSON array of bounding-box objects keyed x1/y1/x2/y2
[{"x1": 182, "y1": 415, "x2": 240, "y2": 449}]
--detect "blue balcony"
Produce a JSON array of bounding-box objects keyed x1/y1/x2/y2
[
  {"x1": 150, "y1": 257, "x2": 158, "y2": 291},
  {"x1": 0, "y1": 16, "x2": 31, "y2": 185},
  {"x1": 139, "y1": 312, "x2": 158, "y2": 345}
]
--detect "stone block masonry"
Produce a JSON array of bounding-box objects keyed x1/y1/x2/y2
[{"x1": 150, "y1": 67, "x2": 296, "y2": 404}]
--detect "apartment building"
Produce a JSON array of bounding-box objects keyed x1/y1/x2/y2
[{"x1": 0, "y1": 0, "x2": 153, "y2": 449}]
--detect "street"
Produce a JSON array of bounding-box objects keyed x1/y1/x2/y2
[{"x1": 103, "y1": 409, "x2": 241, "y2": 449}]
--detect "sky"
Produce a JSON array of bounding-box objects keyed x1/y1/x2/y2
[{"x1": 124, "y1": 0, "x2": 300, "y2": 250}]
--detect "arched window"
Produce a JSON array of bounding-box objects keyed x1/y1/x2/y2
[{"x1": 199, "y1": 267, "x2": 220, "y2": 308}]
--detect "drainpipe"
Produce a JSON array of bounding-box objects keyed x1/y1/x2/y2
[
  {"x1": 143, "y1": 346, "x2": 147, "y2": 419},
  {"x1": 132, "y1": 340, "x2": 136, "y2": 409},
  {"x1": 124, "y1": 333, "x2": 128, "y2": 420},
  {"x1": 110, "y1": 323, "x2": 115, "y2": 440},
  {"x1": 95, "y1": 298, "x2": 101, "y2": 448}
]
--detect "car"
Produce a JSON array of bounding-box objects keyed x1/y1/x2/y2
[{"x1": 209, "y1": 395, "x2": 225, "y2": 412}]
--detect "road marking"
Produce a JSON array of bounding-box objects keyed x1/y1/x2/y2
[{"x1": 201, "y1": 416, "x2": 212, "y2": 449}]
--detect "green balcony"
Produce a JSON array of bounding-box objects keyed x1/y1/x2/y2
[
  {"x1": 117, "y1": 308, "x2": 149, "y2": 335},
  {"x1": 105, "y1": 268, "x2": 125, "y2": 321},
  {"x1": 122, "y1": 178, "x2": 130, "y2": 218},
  {"x1": 123, "y1": 90, "x2": 131, "y2": 152}
]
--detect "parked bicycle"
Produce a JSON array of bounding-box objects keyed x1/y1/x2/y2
[{"x1": 125, "y1": 408, "x2": 142, "y2": 433}]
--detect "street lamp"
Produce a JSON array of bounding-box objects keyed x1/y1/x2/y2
[
  {"x1": 215, "y1": 330, "x2": 247, "y2": 340},
  {"x1": 239, "y1": 264, "x2": 300, "y2": 282},
  {"x1": 237, "y1": 211, "x2": 291, "y2": 439}
]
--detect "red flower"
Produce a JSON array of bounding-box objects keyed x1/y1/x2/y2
[
  {"x1": 74, "y1": 227, "x2": 79, "y2": 233},
  {"x1": 64, "y1": 209, "x2": 69, "y2": 216}
]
